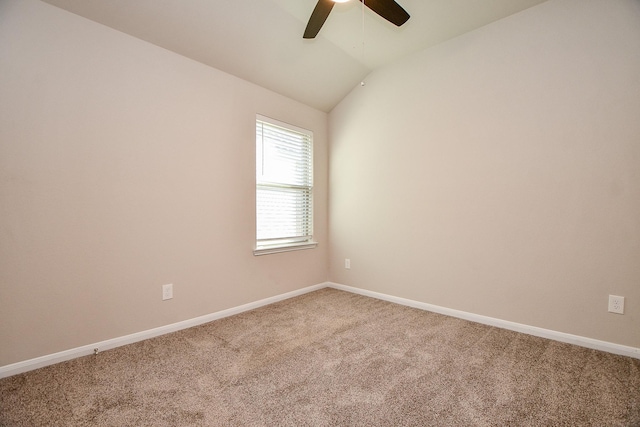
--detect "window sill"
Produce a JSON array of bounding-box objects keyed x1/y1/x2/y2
[{"x1": 253, "y1": 241, "x2": 318, "y2": 256}]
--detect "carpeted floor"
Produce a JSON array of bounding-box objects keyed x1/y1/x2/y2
[{"x1": 1, "y1": 288, "x2": 639, "y2": 426}]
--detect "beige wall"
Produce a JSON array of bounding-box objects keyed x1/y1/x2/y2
[
  {"x1": 2, "y1": 0, "x2": 639, "y2": 369},
  {"x1": 0, "y1": 0, "x2": 328, "y2": 366},
  {"x1": 329, "y1": 0, "x2": 640, "y2": 348}
]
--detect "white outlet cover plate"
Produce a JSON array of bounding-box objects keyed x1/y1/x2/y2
[
  {"x1": 162, "y1": 284, "x2": 173, "y2": 300},
  {"x1": 608, "y1": 295, "x2": 624, "y2": 314}
]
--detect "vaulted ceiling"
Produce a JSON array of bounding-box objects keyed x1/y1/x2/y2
[{"x1": 41, "y1": 0, "x2": 548, "y2": 112}]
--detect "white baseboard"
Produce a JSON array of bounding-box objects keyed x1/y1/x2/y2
[
  {"x1": 328, "y1": 282, "x2": 640, "y2": 360},
  {"x1": 3, "y1": 281, "x2": 637, "y2": 379},
  {"x1": 0, "y1": 282, "x2": 328, "y2": 379}
]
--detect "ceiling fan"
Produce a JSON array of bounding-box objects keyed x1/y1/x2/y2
[{"x1": 303, "y1": 0, "x2": 410, "y2": 39}]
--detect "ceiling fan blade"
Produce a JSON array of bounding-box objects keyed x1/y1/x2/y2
[
  {"x1": 360, "y1": 0, "x2": 410, "y2": 27},
  {"x1": 303, "y1": 0, "x2": 335, "y2": 39}
]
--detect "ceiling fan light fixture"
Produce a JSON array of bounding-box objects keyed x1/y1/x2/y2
[{"x1": 332, "y1": 0, "x2": 351, "y2": 3}]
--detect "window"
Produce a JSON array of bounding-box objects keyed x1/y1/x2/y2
[{"x1": 254, "y1": 115, "x2": 316, "y2": 255}]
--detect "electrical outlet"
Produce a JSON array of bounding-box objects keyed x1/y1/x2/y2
[
  {"x1": 608, "y1": 295, "x2": 624, "y2": 314},
  {"x1": 162, "y1": 284, "x2": 173, "y2": 301},
  {"x1": 345, "y1": 259, "x2": 351, "y2": 269}
]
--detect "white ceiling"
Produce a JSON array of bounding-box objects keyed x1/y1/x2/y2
[{"x1": 40, "y1": 0, "x2": 548, "y2": 112}]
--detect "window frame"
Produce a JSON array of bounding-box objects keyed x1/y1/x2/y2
[{"x1": 254, "y1": 115, "x2": 317, "y2": 256}]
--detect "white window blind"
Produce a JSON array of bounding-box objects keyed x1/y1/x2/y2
[{"x1": 255, "y1": 115, "x2": 315, "y2": 255}]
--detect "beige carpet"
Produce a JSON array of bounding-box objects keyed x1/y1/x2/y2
[{"x1": 1, "y1": 288, "x2": 639, "y2": 426}]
